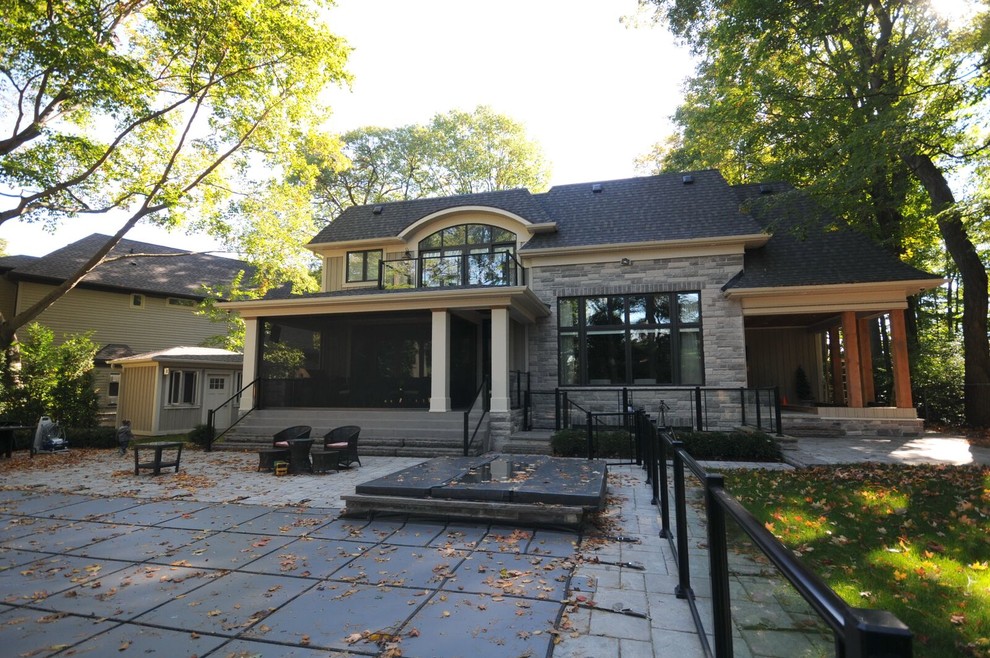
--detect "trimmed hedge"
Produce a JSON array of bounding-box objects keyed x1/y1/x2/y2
[
  {"x1": 670, "y1": 429, "x2": 782, "y2": 462},
  {"x1": 551, "y1": 429, "x2": 635, "y2": 458},
  {"x1": 551, "y1": 427, "x2": 783, "y2": 462}
]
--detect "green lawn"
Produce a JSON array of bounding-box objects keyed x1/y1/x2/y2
[{"x1": 724, "y1": 464, "x2": 990, "y2": 658}]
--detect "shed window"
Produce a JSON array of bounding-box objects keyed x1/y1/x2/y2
[{"x1": 167, "y1": 370, "x2": 197, "y2": 405}]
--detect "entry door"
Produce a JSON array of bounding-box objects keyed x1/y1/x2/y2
[{"x1": 203, "y1": 373, "x2": 233, "y2": 429}]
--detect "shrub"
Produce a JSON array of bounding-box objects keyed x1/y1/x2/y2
[
  {"x1": 670, "y1": 429, "x2": 782, "y2": 462},
  {"x1": 188, "y1": 424, "x2": 215, "y2": 449},
  {"x1": 63, "y1": 426, "x2": 116, "y2": 449},
  {"x1": 551, "y1": 428, "x2": 635, "y2": 458},
  {"x1": 0, "y1": 323, "x2": 100, "y2": 428}
]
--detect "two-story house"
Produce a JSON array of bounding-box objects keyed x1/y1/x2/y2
[
  {"x1": 220, "y1": 170, "x2": 943, "y2": 454},
  {"x1": 0, "y1": 234, "x2": 251, "y2": 426}
]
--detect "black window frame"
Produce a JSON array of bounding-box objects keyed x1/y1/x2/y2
[
  {"x1": 417, "y1": 223, "x2": 517, "y2": 288},
  {"x1": 346, "y1": 249, "x2": 383, "y2": 283},
  {"x1": 557, "y1": 291, "x2": 704, "y2": 386}
]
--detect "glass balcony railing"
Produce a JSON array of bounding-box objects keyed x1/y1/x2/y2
[{"x1": 379, "y1": 252, "x2": 526, "y2": 290}]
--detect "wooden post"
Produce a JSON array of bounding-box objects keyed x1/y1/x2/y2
[
  {"x1": 858, "y1": 317, "x2": 876, "y2": 404},
  {"x1": 842, "y1": 312, "x2": 865, "y2": 408},
  {"x1": 829, "y1": 325, "x2": 843, "y2": 404},
  {"x1": 889, "y1": 309, "x2": 914, "y2": 409}
]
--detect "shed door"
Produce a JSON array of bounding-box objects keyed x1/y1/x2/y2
[{"x1": 203, "y1": 373, "x2": 233, "y2": 430}]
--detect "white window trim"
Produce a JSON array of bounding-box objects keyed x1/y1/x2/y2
[{"x1": 166, "y1": 369, "x2": 199, "y2": 407}]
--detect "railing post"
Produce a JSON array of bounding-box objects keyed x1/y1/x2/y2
[
  {"x1": 705, "y1": 475, "x2": 734, "y2": 658},
  {"x1": 658, "y1": 429, "x2": 670, "y2": 538},
  {"x1": 740, "y1": 387, "x2": 747, "y2": 427},
  {"x1": 755, "y1": 388, "x2": 763, "y2": 430},
  {"x1": 843, "y1": 608, "x2": 912, "y2": 658},
  {"x1": 695, "y1": 386, "x2": 703, "y2": 431},
  {"x1": 206, "y1": 410, "x2": 215, "y2": 452},
  {"x1": 523, "y1": 390, "x2": 531, "y2": 431},
  {"x1": 586, "y1": 411, "x2": 594, "y2": 460},
  {"x1": 774, "y1": 386, "x2": 783, "y2": 436},
  {"x1": 463, "y1": 410, "x2": 470, "y2": 456},
  {"x1": 559, "y1": 390, "x2": 567, "y2": 430},
  {"x1": 672, "y1": 442, "x2": 691, "y2": 598}
]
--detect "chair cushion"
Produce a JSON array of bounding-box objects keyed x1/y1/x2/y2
[
  {"x1": 274, "y1": 441, "x2": 289, "y2": 448},
  {"x1": 325, "y1": 442, "x2": 348, "y2": 449}
]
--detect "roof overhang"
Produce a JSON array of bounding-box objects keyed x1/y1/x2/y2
[
  {"x1": 521, "y1": 233, "x2": 770, "y2": 266},
  {"x1": 307, "y1": 236, "x2": 406, "y2": 255},
  {"x1": 725, "y1": 278, "x2": 945, "y2": 316},
  {"x1": 396, "y1": 206, "x2": 556, "y2": 241},
  {"x1": 110, "y1": 356, "x2": 243, "y2": 368},
  {"x1": 218, "y1": 286, "x2": 551, "y2": 324}
]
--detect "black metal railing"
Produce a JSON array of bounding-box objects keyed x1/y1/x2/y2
[
  {"x1": 463, "y1": 376, "x2": 490, "y2": 455},
  {"x1": 635, "y1": 411, "x2": 912, "y2": 657},
  {"x1": 524, "y1": 386, "x2": 783, "y2": 434},
  {"x1": 379, "y1": 251, "x2": 526, "y2": 290},
  {"x1": 205, "y1": 378, "x2": 259, "y2": 451},
  {"x1": 509, "y1": 369, "x2": 529, "y2": 410}
]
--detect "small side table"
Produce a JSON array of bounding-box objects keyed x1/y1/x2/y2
[
  {"x1": 311, "y1": 450, "x2": 341, "y2": 474},
  {"x1": 258, "y1": 448, "x2": 290, "y2": 472},
  {"x1": 287, "y1": 438, "x2": 314, "y2": 474}
]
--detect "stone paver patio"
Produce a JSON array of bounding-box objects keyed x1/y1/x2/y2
[{"x1": 0, "y1": 430, "x2": 982, "y2": 657}]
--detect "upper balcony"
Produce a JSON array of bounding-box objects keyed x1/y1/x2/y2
[{"x1": 379, "y1": 251, "x2": 526, "y2": 290}]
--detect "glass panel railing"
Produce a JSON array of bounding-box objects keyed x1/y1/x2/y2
[{"x1": 724, "y1": 511, "x2": 835, "y2": 657}]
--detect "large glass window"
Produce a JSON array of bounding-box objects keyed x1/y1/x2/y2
[
  {"x1": 557, "y1": 292, "x2": 703, "y2": 386},
  {"x1": 346, "y1": 249, "x2": 382, "y2": 283},
  {"x1": 418, "y1": 224, "x2": 517, "y2": 287}
]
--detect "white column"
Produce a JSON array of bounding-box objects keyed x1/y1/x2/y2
[
  {"x1": 430, "y1": 310, "x2": 451, "y2": 412},
  {"x1": 490, "y1": 307, "x2": 510, "y2": 413},
  {"x1": 241, "y1": 318, "x2": 259, "y2": 414}
]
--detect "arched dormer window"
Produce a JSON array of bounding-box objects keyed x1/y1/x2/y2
[{"x1": 417, "y1": 224, "x2": 519, "y2": 287}]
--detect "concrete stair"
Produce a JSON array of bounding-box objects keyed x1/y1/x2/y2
[
  {"x1": 780, "y1": 412, "x2": 846, "y2": 438},
  {"x1": 502, "y1": 430, "x2": 553, "y2": 455},
  {"x1": 214, "y1": 408, "x2": 487, "y2": 457}
]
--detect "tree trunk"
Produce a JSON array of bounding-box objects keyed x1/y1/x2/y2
[{"x1": 905, "y1": 153, "x2": 990, "y2": 427}]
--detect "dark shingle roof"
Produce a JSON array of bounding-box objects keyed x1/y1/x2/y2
[
  {"x1": 7, "y1": 234, "x2": 252, "y2": 299},
  {"x1": 726, "y1": 183, "x2": 940, "y2": 289},
  {"x1": 0, "y1": 255, "x2": 40, "y2": 271},
  {"x1": 523, "y1": 170, "x2": 763, "y2": 250},
  {"x1": 310, "y1": 171, "x2": 764, "y2": 250},
  {"x1": 309, "y1": 188, "x2": 551, "y2": 245}
]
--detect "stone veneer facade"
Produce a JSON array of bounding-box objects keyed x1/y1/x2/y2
[{"x1": 517, "y1": 253, "x2": 749, "y2": 432}]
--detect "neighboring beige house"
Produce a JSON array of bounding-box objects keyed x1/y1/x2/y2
[
  {"x1": 110, "y1": 347, "x2": 243, "y2": 436},
  {"x1": 0, "y1": 234, "x2": 250, "y2": 422}
]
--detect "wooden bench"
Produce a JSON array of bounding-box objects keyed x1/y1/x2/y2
[{"x1": 133, "y1": 441, "x2": 183, "y2": 475}]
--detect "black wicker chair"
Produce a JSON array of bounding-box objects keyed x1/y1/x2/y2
[
  {"x1": 258, "y1": 425, "x2": 311, "y2": 471},
  {"x1": 316, "y1": 425, "x2": 361, "y2": 468}
]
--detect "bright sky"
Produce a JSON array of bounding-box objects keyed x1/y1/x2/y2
[{"x1": 1, "y1": 0, "x2": 692, "y2": 258}]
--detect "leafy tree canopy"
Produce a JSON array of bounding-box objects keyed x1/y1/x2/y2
[
  {"x1": 219, "y1": 105, "x2": 551, "y2": 297},
  {"x1": 309, "y1": 105, "x2": 552, "y2": 219},
  {"x1": 637, "y1": 0, "x2": 990, "y2": 426},
  {"x1": 0, "y1": 0, "x2": 351, "y2": 346}
]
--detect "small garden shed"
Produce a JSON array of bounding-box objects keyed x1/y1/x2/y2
[{"x1": 110, "y1": 347, "x2": 243, "y2": 436}]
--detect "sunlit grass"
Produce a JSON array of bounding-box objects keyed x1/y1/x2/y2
[{"x1": 725, "y1": 463, "x2": 990, "y2": 658}]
